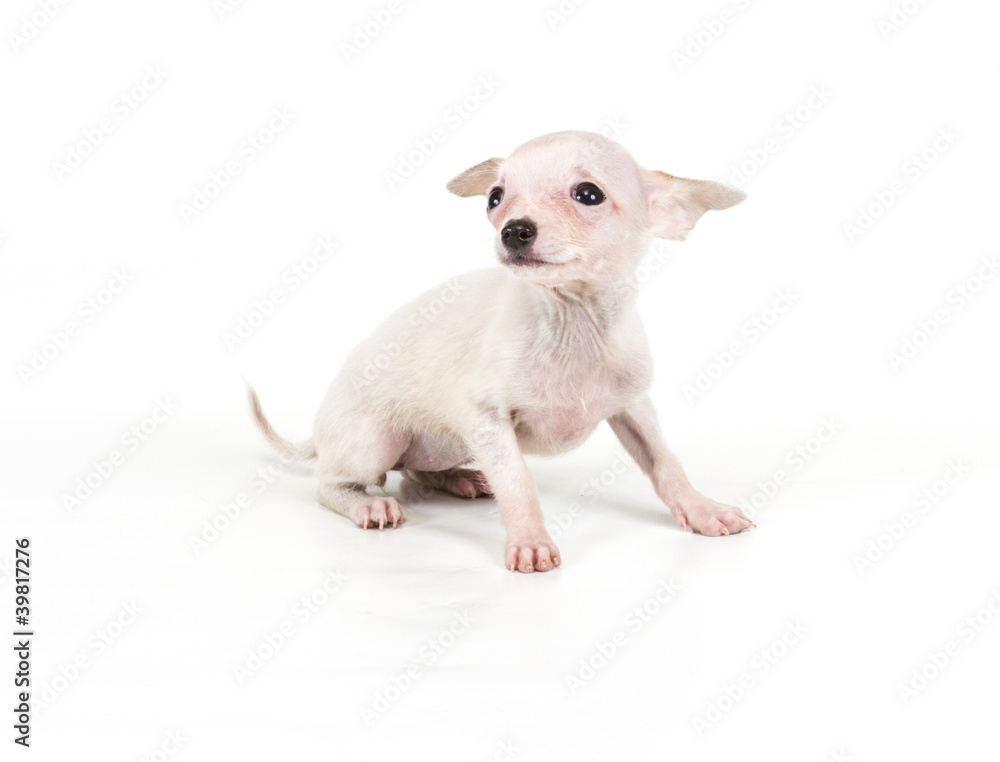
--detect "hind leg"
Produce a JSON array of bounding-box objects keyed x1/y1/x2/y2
[
  {"x1": 315, "y1": 416, "x2": 408, "y2": 530},
  {"x1": 318, "y1": 483, "x2": 404, "y2": 529},
  {"x1": 402, "y1": 467, "x2": 493, "y2": 499}
]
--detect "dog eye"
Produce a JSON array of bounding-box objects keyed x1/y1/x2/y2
[
  {"x1": 488, "y1": 188, "x2": 503, "y2": 210},
  {"x1": 573, "y1": 183, "x2": 605, "y2": 206}
]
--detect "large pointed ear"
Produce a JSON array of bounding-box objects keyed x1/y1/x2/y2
[
  {"x1": 646, "y1": 170, "x2": 746, "y2": 240},
  {"x1": 446, "y1": 157, "x2": 503, "y2": 197}
]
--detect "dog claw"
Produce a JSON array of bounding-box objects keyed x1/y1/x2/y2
[
  {"x1": 671, "y1": 494, "x2": 754, "y2": 537},
  {"x1": 505, "y1": 532, "x2": 560, "y2": 573},
  {"x1": 354, "y1": 497, "x2": 405, "y2": 530}
]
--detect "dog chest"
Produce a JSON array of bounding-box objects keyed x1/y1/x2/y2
[{"x1": 512, "y1": 361, "x2": 645, "y2": 454}]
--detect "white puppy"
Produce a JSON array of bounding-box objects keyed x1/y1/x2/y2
[{"x1": 247, "y1": 130, "x2": 754, "y2": 573}]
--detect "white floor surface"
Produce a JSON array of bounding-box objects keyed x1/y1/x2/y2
[{"x1": 4, "y1": 415, "x2": 999, "y2": 761}]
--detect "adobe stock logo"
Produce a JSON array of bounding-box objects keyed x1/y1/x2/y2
[
  {"x1": 692, "y1": 619, "x2": 808, "y2": 735},
  {"x1": 896, "y1": 589, "x2": 1000, "y2": 705},
  {"x1": 17, "y1": 269, "x2": 133, "y2": 385},
  {"x1": 61, "y1": 398, "x2": 179, "y2": 513},
  {"x1": 341, "y1": 0, "x2": 406, "y2": 64},
  {"x1": 546, "y1": 0, "x2": 590, "y2": 30},
  {"x1": 222, "y1": 236, "x2": 339, "y2": 353},
  {"x1": 383, "y1": 76, "x2": 501, "y2": 192},
  {"x1": 177, "y1": 108, "x2": 295, "y2": 223},
  {"x1": 672, "y1": 0, "x2": 754, "y2": 72},
  {"x1": 7, "y1": 0, "x2": 72, "y2": 53},
  {"x1": 728, "y1": 85, "x2": 833, "y2": 188},
  {"x1": 360, "y1": 609, "x2": 476, "y2": 725},
  {"x1": 886, "y1": 253, "x2": 998, "y2": 371},
  {"x1": 851, "y1": 459, "x2": 971, "y2": 575},
  {"x1": 877, "y1": 0, "x2": 931, "y2": 40},
  {"x1": 566, "y1": 579, "x2": 681, "y2": 693},
  {"x1": 52, "y1": 66, "x2": 168, "y2": 182},
  {"x1": 682, "y1": 288, "x2": 797, "y2": 405},
  {"x1": 842, "y1": 127, "x2": 959, "y2": 244}
]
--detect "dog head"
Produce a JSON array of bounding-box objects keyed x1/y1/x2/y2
[{"x1": 447, "y1": 130, "x2": 746, "y2": 286}]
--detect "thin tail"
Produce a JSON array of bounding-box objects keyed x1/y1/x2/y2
[{"x1": 243, "y1": 379, "x2": 317, "y2": 462}]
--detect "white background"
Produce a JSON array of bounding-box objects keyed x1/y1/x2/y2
[{"x1": 2, "y1": 0, "x2": 999, "y2": 760}]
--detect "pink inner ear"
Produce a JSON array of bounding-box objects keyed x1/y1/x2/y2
[
  {"x1": 644, "y1": 170, "x2": 744, "y2": 241},
  {"x1": 659, "y1": 204, "x2": 695, "y2": 241},
  {"x1": 646, "y1": 176, "x2": 694, "y2": 241},
  {"x1": 644, "y1": 181, "x2": 665, "y2": 226}
]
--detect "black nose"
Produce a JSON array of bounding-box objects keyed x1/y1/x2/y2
[{"x1": 501, "y1": 218, "x2": 537, "y2": 252}]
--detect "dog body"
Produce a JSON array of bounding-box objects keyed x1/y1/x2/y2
[
  {"x1": 248, "y1": 131, "x2": 754, "y2": 572},
  {"x1": 324, "y1": 264, "x2": 649, "y2": 457}
]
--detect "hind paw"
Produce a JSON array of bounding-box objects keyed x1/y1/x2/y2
[{"x1": 356, "y1": 497, "x2": 405, "y2": 530}]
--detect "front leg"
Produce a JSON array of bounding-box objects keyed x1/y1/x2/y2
[
  {"x1": 607, "y1": 395, "x2": 754, "y2": 536},
  {"x1": 467, "y1": 413, "x2": 560, "y2": 573}
]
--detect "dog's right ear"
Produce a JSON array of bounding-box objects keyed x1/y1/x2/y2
[
  {"x1": 645, "y1": 170, "x2": 746, "y2": 241},
  {"x1": 446, "y1": 158, "x2": 503, "y2": 197}
]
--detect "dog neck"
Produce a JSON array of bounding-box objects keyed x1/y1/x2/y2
[
  {"x1": 547, "y1": 269, "x2": 636, "y2": 315},
  {"x1": 526, "y1": 273, "x2": 638, "y2": 362}
]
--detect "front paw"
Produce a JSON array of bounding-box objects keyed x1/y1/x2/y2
[
  {"x1": 671, "y1": 493, "x2": 755, "y2": 536},
  {"x1": 505, "y1": 528, "x2": 561, "y2": 573}
]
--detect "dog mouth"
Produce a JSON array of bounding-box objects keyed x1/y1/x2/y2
[{"x1": 503, "y1": 251, "x2": 553, "y2": 268}]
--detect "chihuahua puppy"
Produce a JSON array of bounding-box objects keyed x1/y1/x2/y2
[{"x1": 247, "y1": 130, "x2": 754, "y2": 573}]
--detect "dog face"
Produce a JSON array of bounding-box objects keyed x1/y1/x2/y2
[{"x1": 448, "y1": 131, "x2": 746, "y2": 286}]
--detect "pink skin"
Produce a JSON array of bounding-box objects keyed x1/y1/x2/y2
[
  {"x1": 506, "y1": 536, "x2": 559, "y2": 574},
  {"x1": 670, "y1": 495, "x2": 755, "y2": 536},
  {"x1": 403, "y1": 468, "x2": 493, "y2": 499},
  {"x1": 357, "y1": 496, "x2": 404, "y2": 530}
]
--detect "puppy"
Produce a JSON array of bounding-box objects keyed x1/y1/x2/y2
[{"x1": 246, "y1": 130, "x2": 754, "y2": 573}]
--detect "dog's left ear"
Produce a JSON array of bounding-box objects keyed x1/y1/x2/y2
[
  {"x1": 447, "y1": 158, "x2": 504, "y2": 197},
  {"x1": 645, "y1": 170, "x2": 746, "y2": 241}
]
